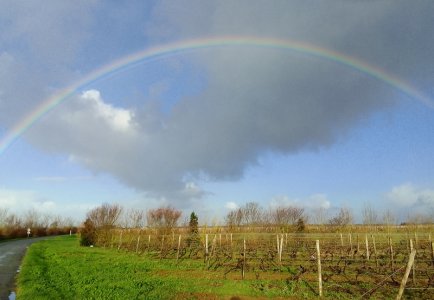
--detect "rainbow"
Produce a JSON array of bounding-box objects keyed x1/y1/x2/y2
[{"x1": 0, "y1": 36, "x2": 432, "y2": 155}]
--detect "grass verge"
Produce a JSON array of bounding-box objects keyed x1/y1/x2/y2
[{"x1": 16, "y1": 235, "x2": 311, "y2": 299}]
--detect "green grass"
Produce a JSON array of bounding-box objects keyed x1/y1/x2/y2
[{"x1": 17, "y1": 235, "x2": 313, "y2": 299}]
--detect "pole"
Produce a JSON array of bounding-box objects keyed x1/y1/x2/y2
[
  {"x1": 316, "y1": 240, "x2": 323, "y2": 297},
  {"x1": 396, "y1": 250, "x2": 416, "y2": 300}
]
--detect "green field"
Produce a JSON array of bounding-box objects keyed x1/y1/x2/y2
[
  {"x1": 16, "y1": 232, "x2": 434, "y2": 299},
  {"x1": 16, "y1": 235, "x2": 311, "y2": 299}
]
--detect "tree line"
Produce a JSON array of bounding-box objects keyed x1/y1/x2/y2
[{"x1": 0, "y1": 208, "x2": 76, "y2": 240}]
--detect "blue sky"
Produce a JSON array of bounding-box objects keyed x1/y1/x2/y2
[{"x1": 1, "y1": 1, "x2": 434, "y2": 224}]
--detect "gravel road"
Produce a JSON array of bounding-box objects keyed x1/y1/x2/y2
[{"x1": 0, "y1": 237, "x2": 52, "y2": 300}]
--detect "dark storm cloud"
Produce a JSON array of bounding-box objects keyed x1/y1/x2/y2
[{"x1": 2, "y1": 1, "x2": 434, "y2": 201}]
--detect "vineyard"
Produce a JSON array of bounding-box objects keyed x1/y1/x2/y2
[{"x1": 90, "y1": 226, "x2": 434, "y2": 299}]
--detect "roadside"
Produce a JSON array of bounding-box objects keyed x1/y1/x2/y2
[{"x1": 0, "y1": 237, "x2": 53, "y2": 300}]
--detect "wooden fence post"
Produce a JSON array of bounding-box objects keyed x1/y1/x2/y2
[
  {"x1": 409, "y1": 239, "x2": 415, "y2": 284},
  {"x1": 205, "y1": 234, "x2": 209, "y2": 264},
  {"x1": 242, "y1": 238, "x2": 246, "y2": 279},
  {"x1": 372, "y1": 235, "x2": 378, "y2": 269},
  {"x1": 160, "y1": 235, "x2": 165, "y2": 259},
  {"x1": 349, "y1": 233, "x2": 353, "y2": 257},
  {"x1": 176, "y1": 234, "x2": 182, "y2": 262},
  {"x1": 396, "y1": 249, "x2": 416, "y2": 300},
  {"x1": 136, "y1": 234, "x2": 140, "y2": 253},
  {"x1": 340, "y1": 233, "x2": 344, "y2": 256},
  {"x1": 431, "y1": 241, "x2": 434, "y2": 266},
  {"x1": 118, "y1": 230, "x2": 123, "y2": 250},
  {"x1": 356, "y1": 234, "x2": 360, "y2": 255},
  {"x1": 148, "y1": 234, "x2": 151, "y2": 250},
  {"x1": 389, "y1": 236, "x2": 394, "y2": 269},
  {"x1": 365, "y1": 235, "x2": 370, "y2": 261},
  {"x1": 316, "y1": 240, "x2": 323, "y2": 297}
]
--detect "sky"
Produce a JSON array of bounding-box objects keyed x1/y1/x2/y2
[{"x1": 1, "y1": 0, "x2": 434, "y2": 224}]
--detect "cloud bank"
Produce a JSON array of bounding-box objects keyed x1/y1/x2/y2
[{"x1": 1, "y1": 1, "x2": 434, "y2": 203}]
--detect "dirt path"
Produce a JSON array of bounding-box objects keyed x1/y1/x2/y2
[{"x1": 0, "y1": 237, "x2": 52, "y2": 300}]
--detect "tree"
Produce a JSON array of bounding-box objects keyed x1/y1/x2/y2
[
  {"x1": 242, "y1": 202, "x2": 263, "y2": 226},
  {"x1": 225, "y1": 208, "x2": 243, "y2": 229},
  {"x1": 311, "y1": 207, "x2": 328, "y2": 225},
  {"x1": 86, "y1": 203, "x2": 123, "y2": 246},
  {"x1": 362, "y1": 202, "x2": 378, "y2": 226},
  {"x1": 328, "y1": 207, "x2": 353, "y2": 227},
  {"x1": 124, "y1": 208, "x2": 146, "y2": 228},
  {"x1": 80, "y1": 218, "x2": 96, "y2": 246},
  {"x1": 147, "y1": 206, "x2": 182, "y2": 235},
  {"x1": 187, "y1": 212, "x2": 199, "y2": 247},
  {"x1": 296, "y1": 217, "x2": 306, "y2": 232},
  {"x1": 270, "y1": 206, "x2": 305, "y2": 227}
]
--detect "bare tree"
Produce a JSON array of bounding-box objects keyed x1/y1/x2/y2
[
  {"x1": 242, "y1": 202, "x2": 263, "y2": 226},
  {"x1": 328, "y1": 207, "x2": 353, "y2": 227},
  {"x1": 225, "y1": 208, "x2": 243, "y2": 229},
  {"x1": 362, "y1": 202, "x2": 378, "y2": 226},
  {"x1": 269, "y1": 206, "x2": 305, "y2": 230},
  {"x1": 126, "y1": 208, "x2": 146, "y2": 228},
  {"x1": 87, "y1": 203, "x2": 123, "y2": 229},
  {"x1": 86, "y1": 203, "x2": 123, "y2": 246},
  {"x1": 382, "y1": 209, "x2": 396, "y2": 234},
  {"x1": 147, "y1": 206, "x2": 182, "y2": 235},
  {"x1": 311, "y1": 207, "x2": 328, "y2": 225},
  {"x1": 23, "y1": 208, "x2": 41, "y2": 229},
  {"x1": 0, "y1": 208, "x2": 8, "y2": 227}
]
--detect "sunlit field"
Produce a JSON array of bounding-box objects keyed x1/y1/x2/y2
[{"x1": 17, "y1": 224, "x2": 434, "y2": 299}]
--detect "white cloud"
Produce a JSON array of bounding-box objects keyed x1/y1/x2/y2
[
  {"x1": 269, "y1": 194, "x2": 330, "y2": 209},
  {"x1": 0, "y1": 187, "x2": 101, "y2": 222},
  {"x1": 225, "y1": 201, "x2": 239, "y2": 210},
  {"x1": 80, "y1": 90, "x2": 134, "y2": 132},
  {"x1": 0, "y1": 188, "x2": 55, "y2": 214},
  {"x1": 387, "y1": 183, "x2": 434, "y2": 208}
]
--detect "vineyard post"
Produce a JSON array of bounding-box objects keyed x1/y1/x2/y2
[
  {"x1": 176, "y1": 234, "x2": 181, "y2": 262},
  {"x1": 365, "y1": 235, "x2": 370, "y2": 261},
  {"x1": 205, "y1": 234, "x2": 209, "y2": 264},
  {"x1": 340, "y1": 233, "x2": 344, "y2": 256},
  {"x1": 372, "y1": 235, "x2": 378, "y2": 269},
  {"x1": 118, "y1": 230, "x2": 123, "y2": 250},
  {"x1": 396, "y1": 249, "x2": 416, "y2": 300},
  {"x1": 431, "y1": 241, "x2": 434, "y2": 266},
  {"x1": 242, "y1": 238, "x2": 246, "y2": 279},
  {"x1": 111, "y1": 230, "x2": 115, "y2": 248},
  {"x1": 148, "y1": 234, "x2": 151, "y2": 251},
  {"x1": 409, "y1": 239, "x2": 415, "y2": 285},
  {"x1": 219, "y1": 233, "x2": 222, "y2": 247},
  {"x1": 316, "y1": 240, "x2": 323, "y2": 297},
  {"x1": 356, "y1": 234, "x2": 360, "y2": 255},
  {"x1": 160, "y1": 235, "x2": 165, "y2": 259},
  {"x1": 276, "y1": 234, "x2": 279, "y2": 254},
  {"x1": 230, "y1": 233, "x2": 234, "y2": 259},
  {"x1": 349, "y1": 233, "x2": 353, "y2": 258},
  {"x1": 389, "y1": 236, "x2": 394, "y2": 269},
  {"x1": 210, "y1": 235, "x2": 217, "y2": 258},
  {"x1": 136, "y1": 232, "x2": 141, "y2": 253}
]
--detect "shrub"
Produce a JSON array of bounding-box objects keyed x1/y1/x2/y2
[{"x1": 80, "y1": 218, "x2": 96, "y2": 246}]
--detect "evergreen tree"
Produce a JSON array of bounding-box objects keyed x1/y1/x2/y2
[{"x1": 187, "y1": 212, "x2": 199, "y2": 247}]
